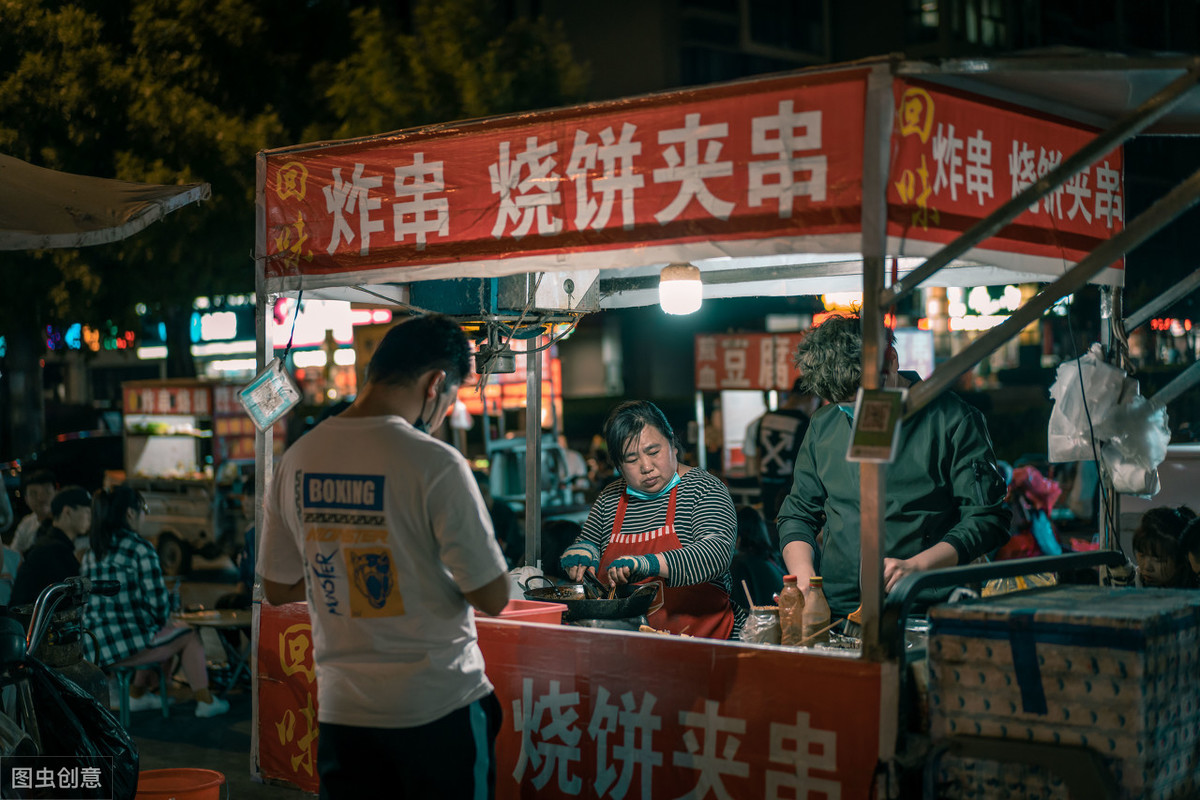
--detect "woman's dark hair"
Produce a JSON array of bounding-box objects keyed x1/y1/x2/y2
[
  {"x1": 367, "y1": 314, "x2": 472, "y2": 388},
  {"x1": 90, "y1": 485, "x2": 145, "y2": 562},
  {"x1": 1181, "y1": 516, "x2": 1200, "y2": 562},
  {"x1": 603, "y1": 401, "x2": 678, "y2": 469},
  {"x1": 1133, "y1": 505, "x2": 1197, "y2": 561},
  {"x1": 736, "y1": 505, "x2": 775, "y2": 559}
]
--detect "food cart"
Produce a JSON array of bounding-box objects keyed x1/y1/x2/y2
[{"x1": 250, "y1": 54, "x2": 1200, "y2": 796}]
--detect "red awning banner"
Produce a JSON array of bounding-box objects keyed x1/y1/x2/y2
[
  {"x1": 889, "y1": 79, "x2": 1125, "y2": 270},
  {"x1": 259, "y1": 69, "x2": 870, "y2": 283}
]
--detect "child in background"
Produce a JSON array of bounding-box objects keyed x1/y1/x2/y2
[
  {"x1": 1132, "y1": 505, "x2": 1197, "y2": 588},
  {"x1": 1179, "y1": 515, "x2": 1200, "y2": 586}
]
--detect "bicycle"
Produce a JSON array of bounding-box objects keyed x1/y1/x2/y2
[{"x1": 0, "y1": 576, "x2": 139, "y2": 800}]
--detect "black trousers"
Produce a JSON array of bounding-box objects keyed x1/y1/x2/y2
[{"x1": 317, "y1": 692, "x2": 502, "y2": 800}]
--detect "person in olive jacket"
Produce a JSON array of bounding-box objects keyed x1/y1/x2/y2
[{"x1": 777, "y1": 314, "x2": 1011, "y2": 618}]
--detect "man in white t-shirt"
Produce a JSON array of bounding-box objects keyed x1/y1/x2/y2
[{"x1": 260, "y1": 314, "x2": 510, "y2": 800}]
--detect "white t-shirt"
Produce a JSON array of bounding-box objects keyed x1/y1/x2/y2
[
  {"x1": 259, "y1": 414, "x2": 508, "y2": 728},
  {"x1": 11, "y1": 513, "x2": 40, "y2": 555}
]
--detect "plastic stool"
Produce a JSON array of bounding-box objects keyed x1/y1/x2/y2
[{"x1": 111, "y1": 662, "x2": 170, "y2": 728}]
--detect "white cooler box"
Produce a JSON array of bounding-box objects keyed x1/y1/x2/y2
[{"x1": 927, "y1": 585, "x2": 1200, "y2": 800}]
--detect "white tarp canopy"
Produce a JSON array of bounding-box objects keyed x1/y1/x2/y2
[{"x1": 0, "y1": 153, "x2": 210, "y2": 250}]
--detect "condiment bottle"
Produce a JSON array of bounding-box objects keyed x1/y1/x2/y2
[
  {"x1": 777, "y1": 575, "x2": 805, "y2": 646},
  {"x1": 802, "y1": 576, "x2": 832, "y2": 646}
]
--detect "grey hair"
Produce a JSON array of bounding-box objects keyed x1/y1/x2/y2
[{"x1": 793, "y1": 314, "x2": 896, "y2": 403}]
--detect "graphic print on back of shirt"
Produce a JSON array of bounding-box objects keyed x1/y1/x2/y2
[{"x1": 301, "y1": 472, "x2": 402, "y2": 618}]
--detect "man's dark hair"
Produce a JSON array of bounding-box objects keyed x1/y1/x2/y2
[
  {"x1": 366, "y1": 314, "x2": 472, "y2": 389},
  {"x1": 22, "y1": 469, "x2": 55, "y2": 490},
  {"x1": 792, "y1": 314, "x2": 896, "y2": 403},
  {"x1": 50, "y1": 486, "x2": 91, "y2": 517},
  {"x1": 604, "y1": 401, "x2": 677, "y2": 466}
]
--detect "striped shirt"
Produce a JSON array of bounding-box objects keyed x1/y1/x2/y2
[{"x1": 578, "y1": 468, "x2": 745, "y2": 635}]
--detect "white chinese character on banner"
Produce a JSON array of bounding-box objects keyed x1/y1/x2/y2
[
  {"x1": 758, "y1": 338, "x2": 776, "y2": 389},
  {"x1": 81, "y1": 768, "x2": 103, "y2": 789},
  {"x1": 140, "y1": 389, "x2": 155, "y2": 413},
  {"x1": 722, "y1": 342, "x2": 750, "y2": 389},
  {"x1": 1008, "y1": 140, "x2": 1038, "y2": 212},
  {"x1": 323, "y1": 163, "x2": 384, "y2": 255},
  {"x1": 176, "y1": 388, "x2": 191, "y2": 415},
  {"x1": 932, "y1": 123, "x2": 965, "y2": 201},
  {"x1": 765, "y1": 711, "x2": 842, "y2": 800},
  {"x1": 193, "y1": 388, "x2": 210, "y2": 415},
  {"x1": 490, "y1": 137, "x2": 563, "y2": 239},
  {"x1": 1094, "y1": 160, "x2": 1123, "y2": 228},
  {"x1": 589, "y1": 687, "x2": 663, "y2": 800},
  {"x1": 965, "y1": 130, "x2": 993, "y2": 205},
  {"x1": 57, "y1": 767, "x2": 79, "y2": 789},
  {"x1": 654, "y1": 113, "x2": 734, "y2": 223},
  {"x1": 11, "y1": 768, "x2": 30, "y2": 789},
  {"x1": 1065, "y1": 171, "x2": 1093, "y2": 223},
  {"x1": 157, "y1": 389, "x2": 171, "y2": 413},
  {"x1": 697, "y1": 337, "x2": 718, "y2": 362},
  {"x1": 567, "y1": 124, "x2": 644, "y2": 231},
  {"x1": 393, "y1": 152, "x2": 449, "y2": 250},
  {"x1": 697, "y1": 365, "x2": 718, "y2": 390},
  {"x1": 772, "y1": 337, "x2": 796, "y2": 390},
  {"x1": 512, "y1": 678, "x2": 583, "y2": 793},
  {"x1": 672, "y1": 699, "x2": 748, "y2": 800},
  {"x1": 35, "y1": 768, "x2": 54, "y2": 788},
  {"x1": 1036, "y1": 148, "x2": 1065, "y2": 217},
  {"x1": 748, "y1": 100, "x2": 827, "y2": 217}
]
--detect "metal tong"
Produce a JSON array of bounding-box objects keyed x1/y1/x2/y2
[{"x1": 580, "y1": 570, "x2": 608, "y2": 599}]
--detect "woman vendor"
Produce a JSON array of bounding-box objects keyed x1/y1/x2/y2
[{"x1": 561, "y1": 400, "x2": 744, "y2": 639}]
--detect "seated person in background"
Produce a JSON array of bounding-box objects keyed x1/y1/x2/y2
[
  {"x1": 10, "y1": 470, "x2": 56, "y2": 556},
  {"x1": 82, "y1": 485, "x2": 229, "y2": 718},
  {"x1": 1180, "y1": 516, "x2": 1200, "y2": 586},
  {"x1": 11, "y1": 486, "x2": 91, "y2": 607},
  {"x1": 1133, "y1": 505, "x2": 1197, "y2": 588},
  {"x1": 730, "y1": 506, "x2": 785, "y2": 611}
]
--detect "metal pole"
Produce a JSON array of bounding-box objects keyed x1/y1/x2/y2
[
  {"x1": 1149, "y1": 360, "x2": 1200, "y2": 409},
  {"x1": 694, "y1": 390, "x2": 707, "y2": 471},
  {"x1": 859, "y1": 64, "x2": 894, "y2": 665},
  {"x1": 1124, "y1": 267, "x2": 1200, "y2": 333},
  {"x1": 881, "y1": 63, "x2": 1200, "y2": 310},
  {"x1": 907, "y1": 165, "x2": 1200, "y2": 418},
  {"x1": 524, "y1": 342, "x2": 542, "y2": 568}
]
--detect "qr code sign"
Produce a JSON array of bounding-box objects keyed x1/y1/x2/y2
[{"x1": 858, "y1": 398, "x2": 891, "y2": 433}]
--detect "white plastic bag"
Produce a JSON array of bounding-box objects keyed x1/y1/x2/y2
[
  {"x1": 1046, "y1": 344, "x2": 1127, "y2": 462},
  {"x1": 1098, "y1": 391, "x2": 1170, "y2": 497}
]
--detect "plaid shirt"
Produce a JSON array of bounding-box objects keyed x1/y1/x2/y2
[{"x1": 81, "y1": 529, "x2": 170, "y2": 667}]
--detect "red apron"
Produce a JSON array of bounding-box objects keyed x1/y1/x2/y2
[{"x1": 598, "y1": 486, "x2": 735, "y2": 639}]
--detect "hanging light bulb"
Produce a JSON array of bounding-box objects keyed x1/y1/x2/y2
[{"x1": 658, "y1": 263, "x2": 702, "y2": 315}]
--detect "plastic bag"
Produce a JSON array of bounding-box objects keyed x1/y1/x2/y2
[
  {"x1": 1047, "y1": 344, "x2": 1127, "y2": 462},
  {"x1": 25, "y1": 659, "x2": 139, "y2": 800},
  {"x1": 1097, "y1": 392, "x2": 1170, "y2": 497}
]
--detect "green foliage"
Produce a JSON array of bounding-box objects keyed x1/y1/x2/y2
[
  {"x1": 308, "y1": 0, "x2": 590, "y2": 142},
  {"x1": 0, "y1": 0, "x2": 587, "y2": 376}
]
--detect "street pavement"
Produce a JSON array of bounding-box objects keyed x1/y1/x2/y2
[{"x1": 130, "y1": 559, "x2": 315, "y2": 799}]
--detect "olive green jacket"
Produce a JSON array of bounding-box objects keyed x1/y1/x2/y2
[{"x1": 776, "y1": 386, "x2": 1011, "y2": 618}]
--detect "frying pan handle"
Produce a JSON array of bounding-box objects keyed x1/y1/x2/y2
[{"x1": 520, "y1": 574, "x2": 556, "y2": 592}]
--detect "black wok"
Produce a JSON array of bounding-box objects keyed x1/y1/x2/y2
[{"x1": 521, "y1": 576, "x2": 658, "y2": 622}]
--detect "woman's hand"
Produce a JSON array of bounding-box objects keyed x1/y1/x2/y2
[
  {"x1": 883, "y1": 557, "x2": 918, "y2": 593},
  {"x1": 561, "y1": 540, "x2": 600, "y2": 583},
  {"x1": 607, "y1": 554, "x2": 661, "y2": 586}
]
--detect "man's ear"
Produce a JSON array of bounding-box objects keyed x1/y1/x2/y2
[{"x1": 426, "y1": 369, "x2": 447, "y2": 398}]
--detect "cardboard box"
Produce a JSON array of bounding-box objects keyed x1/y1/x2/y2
[{"x1": 928, "y1": 585, "x2": 1200, "y2": 799}]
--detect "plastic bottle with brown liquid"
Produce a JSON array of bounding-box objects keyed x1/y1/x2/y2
[
  {"x1": 802, "y1": 576, "x2": 832, "y2": 645},
  {"x1": 777, "y1": 575, "x2": 805, "y2": 646}
]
